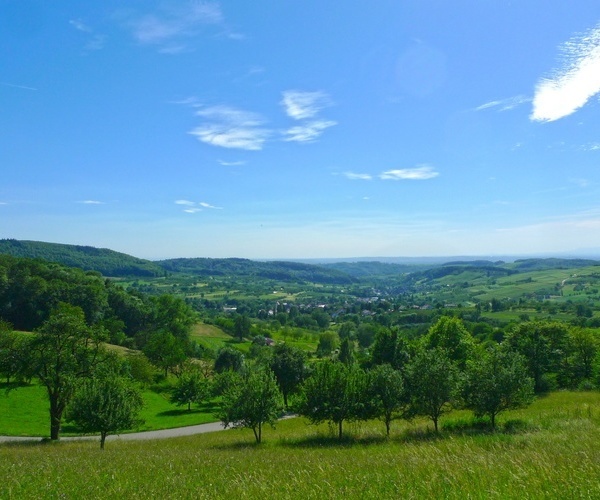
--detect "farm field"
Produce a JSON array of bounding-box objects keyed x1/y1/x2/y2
[{"x1": 1, "y1": 392, "x2": 599, "y2": 499}]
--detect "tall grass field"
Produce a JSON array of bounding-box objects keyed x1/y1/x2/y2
[{"x1": 1, "y1": 391, "x2": 599, "y2": 498}]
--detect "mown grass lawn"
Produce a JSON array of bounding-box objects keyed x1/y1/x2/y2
[
  {"x1": 0, "y1": 382, "x2": 219, "y2": 437},
  {"x1": 1, "y1": 392, "x2": 599, "y2": 499}
]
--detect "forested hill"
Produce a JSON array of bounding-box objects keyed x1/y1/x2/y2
[
  {"x1": 0, "y1": 239, "x2": 163, "y2": 277},
  {"x1": 156, "y1": 258, "x2": 356, "y2": 285}
]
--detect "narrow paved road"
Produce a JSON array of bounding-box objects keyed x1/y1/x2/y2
[{"x1": 0, "y1": 421, "x2": 227, "y2": 444}]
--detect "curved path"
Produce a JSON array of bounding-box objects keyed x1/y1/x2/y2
[{"x1": 0, "y1": 421, "x2": 227, "y2": 444}]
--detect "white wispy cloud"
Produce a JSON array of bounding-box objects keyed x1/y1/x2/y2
[
  {"x1": 175, "y1": 199, "x2": 222, "y2": 213},
  {"x1": 129, "y1": 2, "x2": 223, "y2": 46},
  {"x1": 199, "y1": 202, "x2": 222, "y2": 209},
  {"x1": 69, "y1": 19, "x2": 92, "y2": 33},
  {"x1": 570, "y1": 177, "x2": 590, "y2": 188},
  {"x1": 189, "y1": 105, "x2": 270, "y2": 150},
  {"x1": 531, "y1": 23, "x2": 600, "y2": 122},
  {"x1": 283, "y1": 120, "x2": 337, "y2": 143},
  {"x1": 69, "y1": 18, "x2": 105, "y2": 50},
  {"x1": 475, "y1": 95, "x2": 530, "y2": 112},
  {"x1": 218, "y1": 160, "x2": 246, "y2": 166},
  {"x1": 580, "y1": 142, "x2": 600, "y2": 151},
  {"x1": 79, "y1": 200, "x2": 105, "y2": 205},
  {"x1": 0, "y1": 82, "x2": 37, "y2": 91},
  {"x1": 169, "y1": 96, "x2": 200, "y2": 106},
  {"x1": 344, "y1": 172, "x2": 372, "y2": 180},
  {"x1": 281, "y1": 90, "x2": 331, "y2": 120},
  {"x1": 380, "y1": 165, "x2": 439, "y2": 180}
]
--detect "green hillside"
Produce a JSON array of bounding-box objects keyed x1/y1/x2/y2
[
  {"x1": 0, "y1": 239, "x2": 163, "y2": 277},
  {"x1": 156, "y1": 257, "x2": 356, "y2": 285}
]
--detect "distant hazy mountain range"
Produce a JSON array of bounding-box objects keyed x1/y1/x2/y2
[{"x1": 1, "y1": 239, "x2": 598, "y2": 281}]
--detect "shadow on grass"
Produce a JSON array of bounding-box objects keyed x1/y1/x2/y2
[
  {"x1": 0, "y1": 381, "x2": 32, "y2": 392},
  {"x1": 279, "y1": 418, "x2": 538, "y2": 449},
  {"x1": 156, "y1": 408, "x2": 205, "y2": 417},
  {"x1": 280, "y1": 433, "x2": 389, "y2": 449},
  {"x1": 439, "y1": 417, "x2": 535, "y2": 437},
  {"x1": 156, "y1": 401, "x2": 220, "y2": 418}
]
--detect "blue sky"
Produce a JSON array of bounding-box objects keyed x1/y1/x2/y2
[{"x1": 2, "y1": 1, "x2": 600, "y2": 260}]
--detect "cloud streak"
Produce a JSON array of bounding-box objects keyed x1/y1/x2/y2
[
  {"x1": 281, "y1": 90, "x2": 331, "y2": 120},
  {"x1": 283, "y1": 120, "x2": 337, "y2": 143},
  {"x1": 218, "y1": 160, "x2": 246, "y2": 166},
  {"x1": 0, "y1": 82, "x2": 37, "y2": 91},
  {"x1": 175, "y1": 199, "x2": 222, "y2": 213},
  {"x1": 476, "y1": 95, "x2": 530, "y2": 112},
  {"x1": 69, "y1": 18, "x2": 106, "y2": 50},
  {"x1": 531, "y1": 23, "x2": 600, "y2": 122},
  {"x1": 126, "y1": 1, "x2": 223, "y2": 52},
  {"x1": 344, "y1": 172, "x2": 373, "y2": 180},
  {"x1": 380, "y1": 165, "x2": 439, "y2": 180},
  {"x1": 189, "y1": 105, "x2": 270, "y2": 150}
]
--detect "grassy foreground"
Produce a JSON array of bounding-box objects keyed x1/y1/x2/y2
[{"x1": 1, "y1": 392, "x2": 600, "y2": 499}]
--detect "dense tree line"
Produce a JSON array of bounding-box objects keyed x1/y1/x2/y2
[{"x1": 0, "y1": 255, "x2": 196, "y2": 350}]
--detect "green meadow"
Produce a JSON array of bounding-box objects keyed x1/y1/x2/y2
[
  {"x1": 0, "y1": 382, "x2": 218, "y2": 437},
  {"x1": 1, "y1": 391, "x2": 599, "y2": 499}
]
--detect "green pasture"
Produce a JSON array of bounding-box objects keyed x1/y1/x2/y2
[
  {"x1": 1, "y1": 391, "x2": 599, "y2": 498},
  {"x1": 0, "y1": 382, "x2": 218, "y2": 437}
]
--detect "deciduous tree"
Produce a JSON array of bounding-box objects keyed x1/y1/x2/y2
[
  {"x1": 297, "y1": 361, "x2": 373, "y2": 439},
  {"x1": 406, "y1": 347, "x2": 459, "y2": 433},
  {"x1": 269, "y1": 343, "x2": 307, "y2": 408},
  {"x1": 462, "y1": 347, "x2": 534, "y2": 429},
  {"x1": 28, "y1": 303, "x2": 106, "y2": 440},
  {"x1": 218, "y1": 367, "x2": 283, "y2": 443},
  {"x1": 171, "y1": 370, "x2": 210, "y2": 411},
  {"x1": 68, "y1": 375, "x2": 144, "y2": 449},
  {"x1": 370, "y1": 364, "x2": 406, "y2": 437}
]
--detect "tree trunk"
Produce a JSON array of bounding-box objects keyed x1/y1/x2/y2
[
  {"x1": 49, "y1": 393, "x2": 64, "y2": 441},
  {"x1": 100, "y1": 432, "x2": 107, "y2": 449},
  {"x1": 338, "y1": 420, "x2": 343, "y2": 440},
  {"x1": 433, "y1": 416, "x2": 439, "y2": 433}
]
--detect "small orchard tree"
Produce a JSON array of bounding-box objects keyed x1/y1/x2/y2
[
  {"x1": 406, "y1": 347, "x2": 459, "y2": 433},
  {"x1": 218, "y1": 367, "x2": 283, "y2": 444},
  {"x1": 269, "y1": 343, "x2": 307, "y2": 408},
  {"x1": 171, "y1": 370, "x2": 210, "y2": 411},
  {"x1": 214, "y1": 346, "x2": 245, "y2": 374},
  {"x1": 125, "y1": 352, "x2": 156, "y2": 386},
  {"x1": 27, "y1": 303, "x2": 107, "y2": 440},
  {"x1": 68, "y1": 375, "x2": 144, "y2": 449},
  {"x1": 338, "y1": 338, "x2": 355, "y2": 366},
  {"x1": 143, "y1": 330, "x2": 187, "y2": 377},
  {"x1": 425, "y1": 316, "x2": 475, "y2": 369},
  {"x1": 462, "y1": 347, "x2": 534, "y2": 429},
  {"x1": 316, "y1": 331, "x2": 338, "y2": 357},
  {"x1": 297, "y1": 361, "x2": 373, "y2": 440},
  {"x1": 370, "y1": 364, "x2": 406, "y2": 437},
  {"x1": 233, "y1": 314, "x2": 252, "y2": 341}
]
